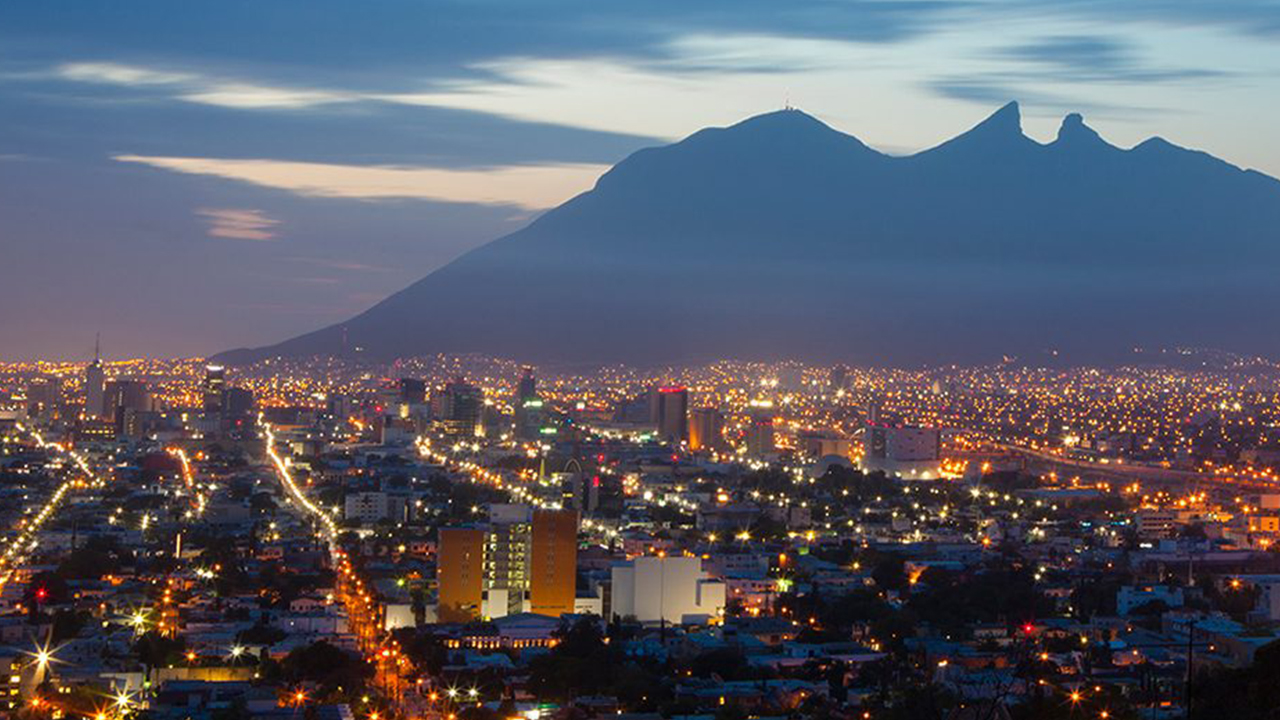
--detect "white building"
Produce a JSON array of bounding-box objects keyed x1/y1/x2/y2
[
  {"x1": 1116, "y1": 585, "x2": 1184, "y2": 615},
  {"x1": 610, "y1": 556, "x2": 725, "y2": 625},
  {"x1": 862, "y1": 425, "x2": 941, "y2": 479}
]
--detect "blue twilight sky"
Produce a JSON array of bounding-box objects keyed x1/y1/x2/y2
[{"x1": 2, "y1": 1, "x2": 1278, "y2": 361}]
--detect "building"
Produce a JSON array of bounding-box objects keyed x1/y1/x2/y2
[
  {"x1": 84, "y1": 339, "x2": 105, "y2": 419},
  {"x1": 224, "y1": 387, "x2": 255, "y2": 418},
  {"x1": 104, "y1": 379, "x2": 151, "y2": 419},
  {"x1": 438, "y1": 527, "x2": 486, "y2": 623},
  {"x1": 26, "y1": 376, "x2": 61, "y2": 418},
  {"x1": 1116, "y1": 585, "x2": 1185, "y2": 615},
  {"x1": 529, "y1": 509, "x2": 578, "y2": 617},
  {"x1": 829, "y1": 365, "x2": 849, "y2": 390},
  {"x1": 1137, "y1": 509, "x2": 1180, "y2": 540},
  {"x1": 398, "y1": 377, "x2": 426, "y2": 404},
  {"x1": 514, "y1": 367, "x2": 543, "y2": 441},
  {"x1": 862, "y1": 424, "x2": 941, "y2": 478},
  {"x1": 744, "y1": 400, "x2": 775, "y2": 457},
  {"x1": 799, "y1": 430, "x2": 851, "y2": 459},
  {"x1": 344, "y1": 491, "x2": 413, "y2": 525},
  {"x1": 437, "y1": 377, "x2": 482, "y2": 438},
  {"x1": 689, "y1": 408, "x2": 724, "y2": 452},
  {"x1": 202, "y1": 365, "x2": 226, "y2": 413},
  {"x1": 517, "y1": 366, "x2": 536, "y2": 402},
  {"x1": 438, "y1": 506, "x2": 579, "y2": 621},
  {"x1": 610, "y1": 555, "x2": 725, "y2": 625},
  {"x1": 484, "y1": 506, "x2": 532, "y2": 618},
  {"x1": 654, "y1": 386, "x2": 689, "y2": 443},
  {"x1": 560, "y1": 472, "x2": 600, "y2": 515}
]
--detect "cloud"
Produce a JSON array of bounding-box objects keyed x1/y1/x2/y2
[
  {"x1": 925, "y1": 78, "x2": 1167, "y2": 122},
  {"x1": 57, "y1": 62, "x2": 194, "y2": 86},
  {"x1": 997, "y1": 35, "x2": 1226, "y2": 83},
  {"x1": 290, "y1": 257, "x2": 394, "y2": 273},
  {"x1": 54, "y1": 62, "x2": 358, "y2": 109},
  {"x1": 120, "y1": 155, "x2": 609, "y2": 210},
  {"x1": 195, "y1": 207, "x2": 280, "y2": 240}
]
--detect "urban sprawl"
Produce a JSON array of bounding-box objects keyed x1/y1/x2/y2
[{"x1": 3, "y1": 351, "x2": 1280, "y2": 720}]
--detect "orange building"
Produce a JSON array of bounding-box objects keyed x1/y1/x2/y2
[
  {"x1": 529, "y1": 509, "x2": 579, "y2": 617},
  {"x1": 438, "y1": 527, "x2": 485, "y2": 622}
]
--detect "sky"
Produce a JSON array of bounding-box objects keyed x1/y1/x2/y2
[{"x1": 2, "y1": 0, "x2": 1279, "y2": 361}]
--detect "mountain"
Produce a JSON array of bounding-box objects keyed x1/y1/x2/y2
[{"x1": 214, "y1": 102, "x2": 1280, "y2": 367}]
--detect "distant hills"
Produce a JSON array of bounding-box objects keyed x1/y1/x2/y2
[{"x1": 214, "y1": 102, "x2": 1280, "y2": 367}]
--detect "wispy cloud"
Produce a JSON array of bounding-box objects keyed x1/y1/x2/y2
[
  {"x1": 121, "y1": 155, "x2": 609, "y2": 210},
  {"x1": 290, "y1": 257, "x2": 394, "y2": 273},
  {"x1": 997, "y1": 35, "x2": 1227, "y2": 83},
  {"x1": 54, "y1": 62, "x2": 357, "y2": 109},
  {"x1": 195, "y1": 207, "x2": 280, "y2": 240}
]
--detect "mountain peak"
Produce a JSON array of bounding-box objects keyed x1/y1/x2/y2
[
  {"x1": 721, "y1": 107, "x2": 849, "y2": 140},
  {"x1": 1055, "y1": 112, "x2": 1107, "y2": 147},
  {"x1": 917, "y1": 101, "x2": 1031, "y2": 157},
  {"x1": 979, "y1": 100, "x2": 1023, "y2": 134}
]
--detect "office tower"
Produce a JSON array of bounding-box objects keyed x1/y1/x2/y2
[
  {"x1": 745, "y1": 399, "x2": 775, "y2": 457},
  {"x1": 103, "y1": 379, "x2": 151, "y2": 437},
  {"x1": 104, "y1": 379, "x2": 150, "y2": 415},
  {"x1": 530, "y1": 509, "x2": 578, "y2": 618},
  {"x1": 514, "y1": 367, "x2": 543, "y2": 441},
  {"x1": 439, "y1": 377, "x2": 482, "y2": 437},
  {"x1": 437, "y1": 527, "x2": 486, "y2": 622},
  {"x1": 26, "y1": 376, "x2": 61, "y2": 419},
  {"x1": 85, "y1": 336, "x2": 105, "y2": 419},
  {"x1": 654, "y1": 386, "x2": 689, "y2": 443},
  {"x1": 517, "y1": 366, "x2": 536, "y2": 402},
  {"x1": 484, "y1": 504, "x2": 532, "y2": 618},
  {"x1": 326, "y1": 393, "x2": 353, "y2": 419},
  {"x1": 688, "y1": 408, "x2": 724, "y2": 452},
  {"x1": 830, "y1": 364, "x2": 849, "y2": 390},
  {"x1": 202, "y1": 365, "x2": 226, "y2": 413},
  {"x1": 224, "y1": 387, "x2": 255, "y2": 418},
  {"x1": 399, "y1": 377, "x2": 426, "y2": 404},
  {"x1": 562, "y1": 473, "x2": 600, "y2": 516}
]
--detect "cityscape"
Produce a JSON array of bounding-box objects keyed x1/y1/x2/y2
[
  {"x1": 6, "y1": 2, "x2": 1280, "y2": 720},
  {"x1": 3, "y1": 351, "x2": 1280, "y2": 720}
]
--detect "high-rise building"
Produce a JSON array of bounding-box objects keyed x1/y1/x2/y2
[
  {"x1": 517, "y1": 366, "x2": 536, "y2": 402},
  {"x1": 561, "y1": 472, "x2": 600, "y2": 516},
  {"x1": 530, "y1": 509, "x2": 578, "y2": 617},
  {"x1": 399, "y1": 377, "x2": 426, "y2": 404},
  {"x1": 688, "y1": 408, "x2": 724, "y2": 452},
  {"x1": 437, "y1": 527, "x2": 485, "y2": 623},
  {"x1": 84, "y1": 336, "x2": 105, "y2": 419},
  {"x1": 654, "y1": 386, "x2": 689, "y2": 443},
  {"x1": 225, "y1": 387, "x2": 255, "y2": 418},
  {"x1": 438, "y1": 505, "x2": 580, "y2": 621},
  {"x1": 829, "y1": 364, "x2": 849, "y2": 390},
  {"x1": 745, "y1": 399, "x2": 775, "y2": 457},
  {"x1": 484, "y1": 505, "x2": 531, "y2": 618},
  {"x1": 439, "y1": 377, "x2": 482, "y2": 437},
  {"x1": 26, "y1": 376, "x2": 61, "y2": 419},
  {"x1": 514, "y1": 367, "x2": 543, "y2": 441},
  {"x1": 202, "y1": 365, "x2": 226, "y2": 413},
  {"x1": 104, "y1": 379, "x2": 151, "y2": 423}
]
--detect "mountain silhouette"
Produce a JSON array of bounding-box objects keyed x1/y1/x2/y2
[{"x1": 214, "y1": 102, "x2": 1280, "y2": 366}]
